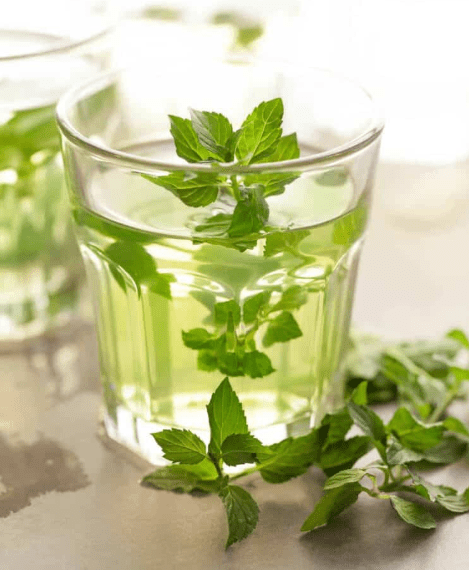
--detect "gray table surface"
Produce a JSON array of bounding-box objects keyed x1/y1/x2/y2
[{"x1": 2, "y1": 163, "x2": 469, "y2": 569}]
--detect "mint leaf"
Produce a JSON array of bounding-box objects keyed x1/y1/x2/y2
[
  {"x1": 271, "y1": 285, "x2": 308, "y2": 312},
  {"x1": 143, "y1": 171, "x2": 220, "y2": 207},
  {"x1": 347, "y1": 402, "x2": 386, "y2": 450},
  {"x1": 235, "y1": 98, "x2": 283, "y2": 164},
  {"x1": 168, "y1": 115, "x2": 211, "y2": 162},
  {"x1": 228, "y1": 186, "x2": 269, "y2": 237},
  {"x1": 316, "y1": 168, "x2": 348, "y2": 187},
  {"x1": 258, "y1": 133, "x2": 300, "y2": 163},
  {"x1": 301, "y1": 483, "x2": 362, "y2": 531},
  {"x1": 214, "y1": 300, "x2": 241, "y2": 326},
  {"x1": 264, "y1": 229, "x2": 310, "y2": 258},
  {"x1": 105, "y1": 241, "x2": 156, "y2": 293},
  {"x1": 323, "y1": 468, "x2": 367, "y2": 490},
  {"x1": 390, "y1": 496, "x2": 436, "y2": 529},
  {"x1": 189, "y1": 109, "x2": 233, "y2": 161},
  {"x1": 182, "y1": 328, "x2": 214, "y2": 349},
  {"x1": 152, "y1": 429, "x2": 207, "y2": 464},
  {"x1": 318, "y1": 436, "x2": 373, "y2": 476},
  {"x1": 242, "y1": 291, "x2": 271, "y2": 323},
  {"x1": 386, "y1": 438, "x2": 426, "y2": 466},
  {"x1": 446, "y1": 329, "x2": 469, "y2": 349},
  {"x1": 435, "y1": 493, "x2": 469, "y2": 513},
  {"x1": 142, "y1": 462, "x2": 219, "y2": 493},
  {"x1": 221, "y1": 434, "x2": 264, "y2": 466},
  {"x1": 263, "y1": 311, "x2": 302, "y2": 348},
  {"x1": 319, "y1": 409, "x2": 353, "y2": 447},
  {"x1": 387, "y1": 407, "x2": 445, "y2": 452},
  {"x1": 243, "y1": 350, "x2": 275, "y2": 378},
  {"x1": 194, "y1": 213, "x2": 232, "y2": 237},
  {"x1": 206, "y1": 377, "x2": 248, "y2": 455},
  {"x1": 257, "y1": 431, "x2": 322, "y2": 483},
  {"x1": 220, "y1": 485, "x2": 259, "y2": 548}
]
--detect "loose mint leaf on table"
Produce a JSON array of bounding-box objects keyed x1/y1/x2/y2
[
  {"x1": 206, "y1": 377, "x2": 248, "y2": 456},
  {"x1": 387, "y1": 407, "x2": 445, "y2": 452},
  {"x1": 389, "y1": 496, "x2": 436, "y2": 529},
  {"x1": 221, "y1": 433, "x2": 264, "y2": 466},
  {"x1": 152, "y1": 429, "x2": 207, "y2": 464},
  {"x1": 262, "y1": 311, "x2": 302, "y2": 347},
  {"x1": 142, "y1": 462, "x2": 219, "y2": 494},
  {"x1": 189, "y1": 109, "x2": 234, "y2": 161},
  {"x1": 220, "y1": 484, "x2": 259, "y2": 548},
  {"x1": 347, "y1": 401, "x2": 387, "y2": 459},
  {"x1": 318, "y1": 436, "x2": 373, "y2": 477},
  {"x1": 301, "y1": 482, "x2": 362, "y2": 531},
  {"x1": 142, "y1": 172, "x2": 220, "y2": 207},
  {"x1": 323, "y1": 468, "x2": 367, "y2": 490},
  {"x1": 234, "y1": 98, "x2": 284, "y2": 164}
]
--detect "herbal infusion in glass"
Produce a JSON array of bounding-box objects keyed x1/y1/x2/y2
[{"x1": 59, "y1": 66, "x2": 382, "y2": 462}]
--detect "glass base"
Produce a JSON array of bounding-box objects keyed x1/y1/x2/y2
[{"x1": 100, "y1": 402, "x2": 313, "y2": 467}]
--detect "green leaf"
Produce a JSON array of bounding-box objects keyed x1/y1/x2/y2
[
  {"x1": 214, "y1": 300, "x2": 241, "y2": 326},
  {"x1": 243, "y1": 350, "x2": 275, "y2": 378},
  {"x1": 347, "y1": 402, "x2": 386, "y2": 446},
  {"x1": 105, "y1": 241, "x2": 156, "y2": 292},
  {"x1": 435, "y1": 493, "x2": 469, "y2": 513},
  {"x1": 316, "y1": 168, "x2": 348, "y2": 187},
  {"x1": 236, "y1": 25, "x2": 264, "y2": 48},
  {"x1": 206, "y1": 378, "x2": 248, "y2": 455},
  {"x1": 390, "y1": 496, "x2": 436, "y2": 529},
  {"x1": 152, "y1": 429, "x2": 207, "y2": 464},
  {"x1": 189, "y1": 109, "x2": 233, "y2": 161},
  {"x1": 419, "y1": 436, "x2": 467, "y2": 465},
  {"x1": 168, "y1": 115, "x2": 211, "y2": 162},
  {"x1": 386, "y1": 438, "x2": 425, "y2": 466},
  {"x1": 258, "y1": 431, "x2": 322, "y2": 483},
  {"x1": 235, "y1": 98, "x2": 283, "y2": 164},
  {"x1": 351, "y1": 381, "x2": 369, "y2": 405},
  {"x1": 318, "y1": 409, "x2": 353, "y2": 447},
  {"x1": 263, "y1": 311, "x2": 303, "y2": 348},
  {"x1": 197, "y1": 349, "x2": 219, "y2": 372},
  {"x1": 264, "y1": 229, "x2": 310, "y2": 258},
  {"x1": 220, "y1": 485, "x2": 259, "y2": 548},
  {"x1": 301, "y1": 482, "x2": 362, "y2": 531},
  {"x1": 221, "y1": 434, "x2": 264, "y2": 466},
  {"x1": 387, "y1": 407, "x2": 445, "y2": 452},
  {"x1": 148, "y1": 272, "x2": 175, "y2": 299},
  {"x1": 141, "y1": 461, "x2": 219, "y2": 494},
  {"x1": 446, "y1": 329, "x2": 469, "y2": 349},
  {"x1": 242, "y1": 291, "x2": 271, "y2": 323},
  {"x1": 228, "y1": 186, "x2": 269, "y2": 238},
  {"x1": 143, "y1": 171, "x2": 220, "y2": 207},
  {"x1": 258, "y1": 133, "x2": 300, "y2": 163},
  {"x1": 443, "y1": 416, "x2": 469, "y2": 441},
  {"x1": 318, "y1": 436, "x2": 373, "y2": 476},
  {"x1": 182, "y1": 328, "x2": 214, "y2": 349},
  {"x1": 271, "y1": 285, "x2": 308, "y2": 313},
  {"x1": 324, "y1": 468, "x2": 367, "y2": 490},
  {"x1": 194, "y1": 213, "x2": 232, "y2": 237}
]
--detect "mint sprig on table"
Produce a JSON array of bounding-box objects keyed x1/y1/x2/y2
[
  {"x1": 142, "y1": 98, "x2": 300, "y2": 251},
  {"x1": 142, "y1": 329, "x2": 469, "y2": 548}
]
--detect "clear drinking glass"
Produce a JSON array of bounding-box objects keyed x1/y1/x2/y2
[
  {"x1": 0, "y1": 2, "x2": 111, "y2": 342},
  {"x1": 57, "y1": 61, "x2": 383, "y2": 463}
]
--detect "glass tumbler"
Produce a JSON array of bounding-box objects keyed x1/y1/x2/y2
[
  {"x1": 0, "y1": 2, "x2": 111, "y2": 342},
  {"x1": 57, "y1": 61, "x2": 383, "y2": 463}
]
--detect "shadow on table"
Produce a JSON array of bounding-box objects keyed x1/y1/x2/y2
[{"x1": 0, "y1": 433, "x2": 90, "y2": 518}]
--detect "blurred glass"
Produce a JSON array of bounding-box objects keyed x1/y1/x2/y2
[{"x1": 0, "y1": 0, "x2": 112, "y2": 343}]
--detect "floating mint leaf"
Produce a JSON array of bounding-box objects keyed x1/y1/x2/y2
[
  {"x1": 194, "y1": 213, "x2": 232, "y2": 237},
  {"x1": 323, "y1": 468, "x2": 367, "y2": 490},
  {"x1": 263, "y1": 311, "x2": 302, "y2": 348},
  {"x1": 168, "y1": 115, "x2": 211, "y2": 162},
  {"x1": 189, "y1": 109, "x2": 234, "y2": 161},
  {"x1": 143, "y1": 172, "x2": 220, "y2": 207},
  {"x1": 390, "y1": 496, "x2": 436, "y2": 529},
  {"x1": 214, "y1": 300, "x2": 241, "y2": 326},
  {"x1": 235, "y1": 98, "x2": 283, "y2": 164},
  {"x1": 264, "y1": 229, "x2": 310, "y2": 258},
  {"x1": 228, "y1": 186, "x2": 269, "y2": 237},
  {"x1": 152, "y1": 428, "x2": 207, "y2": 464},
  {"x1": 206, "y1": 377, "x2": 248, "y2": 456},
  {"x1": 105, "y1": 241, "x2": 156, "y2": 293},
  {"x1": 242, "y1": 291, "x2": 271, "y2": 324},
  {"x1": 316, "y1": 168, "x2": 348, "y2": 187},
  {"x1": 243, "y1": 350, "x2": 275, "y2": 378},
  {"x1": 221, "y1": 434, "x2": 264, "y2": 466},
  {"x1": 258, "y1": 133, "x2": 300, "y2": 163},
  {"x1": 301, "y1": 483, "x2": 362, "y2": 531},
  {"x1": 220, "y1": 484, "x2": 259, "y2": 548},
  {"x1": 141, "y1": 462, "x2": 219, "y2": 494},
  {"x1": 271, "y1": 285, "x2": 308, "y2": 313},
  {"x1": 182, "y1": 328, "x2": 214, "y2": 349}
]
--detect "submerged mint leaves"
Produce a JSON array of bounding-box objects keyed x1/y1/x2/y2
[
  {"x1": 143, "y1": 330, "x2": 469, "y2": 548},
  {"x1": 142, "y1": 99, "x2": 300, "y2": 251}
]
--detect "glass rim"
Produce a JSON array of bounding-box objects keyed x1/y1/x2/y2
[
  {"x1": 56, "y1": 63, "x2": 385, "y2": 175},
  {"x1": 0, "y1": 25, "x2": 112, "y2": 63}
]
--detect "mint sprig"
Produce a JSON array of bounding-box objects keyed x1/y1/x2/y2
[
  {"x1": 143, "y1": 329, "x2": 469, "y2": 548},
  {"x1": 142, "y1": 98, "x2": 300, "y2": 251}
]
